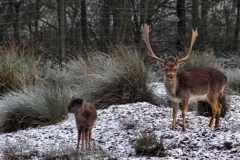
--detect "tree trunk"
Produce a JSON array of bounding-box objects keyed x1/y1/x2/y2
[
  {"x1": 0, "y1": 5, "x2": 4, "y2": 43},
  {"x1": 99, "y1": 0, "x2": 111, "y2": 52},
  {"x1": 140, "y1": 0, "x2": 154, "y2": 26},
  {"x1": 176, "y1": 0, "x2": 186, "y2": 52},
  {"x1": 57, "y1": 0, "x2": 66, "y2": 65},
  {"x1": 10, "y1": 1, "x2": 22, "y2": 43},
  {"x1": 233, "y1": 0, "x2": 240, "y2": 51},
  {"x1": 34, "y1": 0, "x2": 40, "y2": 44},
  {"x1": 192, "y1": 0, "x2": 199, "y2": 29},
  {"x1": 200, "y1": 0, "x2": 208, "y2": 49},
  {"x1": 81, "y1": 0, "x2": 88, "y2": 47}
]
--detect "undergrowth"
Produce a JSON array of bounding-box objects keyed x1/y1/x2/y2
[
  {"x1": 0, "y1": 82, "x2": 70, "y2": 133},
  {"x1": 134, "y1": 131, "x2": 165, "y2": 157},
  {"x1": 65, "y1": 46, "x2": 157, "y2": 109}
]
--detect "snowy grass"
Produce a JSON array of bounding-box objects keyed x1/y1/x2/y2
[
  {"x1": 0, "y1": 83, "x2": 70, "y2": 133},
  {"x1": 0, "y1": 91, "x2": 240, "y2": 159},
  {"x1": 0, "y1": 46, "x2": 240, "y2": 159},
  {"x1": 2, "y1": 138, "x2": 110, "y2": 159}
]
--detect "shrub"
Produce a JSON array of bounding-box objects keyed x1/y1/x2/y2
[
  {"x1": 225, "y1": 69, "x2": 240, "y2": 95},
  {"x1": 1, "y1": 139, "x2": 39, "y2": 159},
  {"x1": 65, "y1": 46, "x2": 157, "y2": 109},
  {"x1": 1, "y1": 139, "x2": 111, "y2": 159},
  {"x1": 134, "y1": 132, "x2": 165, "y2": 157},
  {"x1": 181, "y1": 52, "x2": 226, "y2": 70},
  {"x1": 0, "y1": 82, "x2": 70, "y2": 133},
  {"x1": 0, "y1": 45, "x2": 40, "y2": 94}
]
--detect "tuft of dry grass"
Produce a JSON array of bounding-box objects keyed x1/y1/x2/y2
[
  {"x1": 134, "y1": 131, "x2": 165, "y2": 157},
  {"x1": 0, "y1": 44, "x2": 41, "y2": 94},
  {"x1": 0, "y1": 83, "x2": 70, "y2": 133},
  {"x1": 65, "y1": 46, "x2": 157, "y2": 109}
]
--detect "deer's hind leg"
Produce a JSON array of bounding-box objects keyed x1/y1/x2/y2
[
  {"x1": 207, "y1": 97, "x2": 218, "y2": 128},
  {"x1": 215, "y1": 101, "x2": 222, "y2": 128}
]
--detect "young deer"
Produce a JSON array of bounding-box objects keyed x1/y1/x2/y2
[
  {"x1": 67, "y1": 97, "x2": 97, "y2": 149},
  {"x1": 141, "y1": 24, "x2": 227, "y2": 131}
]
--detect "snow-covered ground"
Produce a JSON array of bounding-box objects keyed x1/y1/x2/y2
[{"x1": 0, "y1": 83, "x2": 240, "y2": 159}]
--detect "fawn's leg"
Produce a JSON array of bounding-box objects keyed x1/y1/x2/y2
[
  {"x1": 77, "y1": 130, "x2": 81, "y2": 149},
  {"x1": 85, "y1": 129, "x2": 90, "y2": 150},
  {"x1": 88, "y1": 128, "x2": 93, "y2": 149},
  {"x1": 181, "y1": 100, "x2": 189, "y2": 132},
  {"x1": 81, "y1": 130, "x2": 85, "y2": 150},
  {"x1": 172, "y1": 101, "x2": 179, "y2": 130}
]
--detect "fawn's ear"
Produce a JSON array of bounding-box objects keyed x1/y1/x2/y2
[{"x1": 76, "y1": 98, "x2": 83, "y2": 105}]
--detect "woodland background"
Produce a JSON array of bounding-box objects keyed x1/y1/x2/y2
[{"x1": 1, "y1": 0, "x2": 240, "y2": 64}]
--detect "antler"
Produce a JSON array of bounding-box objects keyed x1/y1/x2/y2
[
  {"x1": 176, "y1": 29, "x2": 198, "y2": 64},
  {"x1": 141, "y1": 24, "x2": 165, "y2": 63}
]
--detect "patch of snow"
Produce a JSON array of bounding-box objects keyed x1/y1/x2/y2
[{"x1": 0, "y1": 83, "x2": 240, "y2": 159}]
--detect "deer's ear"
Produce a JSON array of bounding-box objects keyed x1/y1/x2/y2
[
  {"x1": 177, "y1": 62, "x2": 185, "y2": 69},
  {"x1": 158, "y1": 61, "x2": 165, "y2": 68}
]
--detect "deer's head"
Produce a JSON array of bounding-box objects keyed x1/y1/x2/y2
[
  {"x1": 67, "y1": 97, "x2": 84, "y2": 113},
  {"x1": 141, "y1": 24, "x2": 198, "y2": 82}
]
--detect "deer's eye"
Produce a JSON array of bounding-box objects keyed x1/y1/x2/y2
[
  {"x1": 174, "y1": 69, "x2": 177, "y2": 72},
  {"x1": 164, "y1": 68, "x2": 168, "y2": 72}
]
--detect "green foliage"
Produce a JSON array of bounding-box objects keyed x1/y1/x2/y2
[
  {"x1": 134, "y1": 132, "x2": 165, "y2": 157},
  {"x1": 0, "y1": 45, "x2": 40, "y2": 94},
  {"x1": 0, "y1": 83, "x2": 70, "y2": 133},
  {"x1": 65, "y1": 46, "x2": 157, "y2": 109}
]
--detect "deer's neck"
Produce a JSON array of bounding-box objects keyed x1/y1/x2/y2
[{"x1": 164, "y1": 77, "x2": 179, "y2": 102}]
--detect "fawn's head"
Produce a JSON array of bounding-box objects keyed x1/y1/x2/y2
[{"x1": 67, "y1": 97, "x2": 84, "y2": 113}]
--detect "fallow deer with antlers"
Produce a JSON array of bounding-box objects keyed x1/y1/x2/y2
[{"x1": 141, "y1": 24, "x2": 227, "y2": 131}]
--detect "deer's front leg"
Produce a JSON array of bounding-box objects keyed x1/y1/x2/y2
[
  {"x1": 172, "y1": 101, "x2": 179, "y2": 130},
  {"x1": 77, "y1": 130, "x2": 81, "y2": 149},
  {"x1": 181, "y1": 100, "x2": 189, "y2": 132}
]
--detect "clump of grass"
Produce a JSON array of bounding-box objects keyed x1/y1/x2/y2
[
  {"x1": 181, "y1": 52, "x2": 226, "y2": 70},
  {"x1": 44, "y1": 142, "x2": 111, "y2": 160},
  {"x1": 225, "y1": 69, "x2": 240, "y2": 95},
  {"x1": 2, "y1": 139, "x2": 111, "y2": 160},
  {"x1": 0, "y1": 44, "x2": 40, "y2": 94},
  {"x1": 65, "y1": 46, "x2": 157, "y2": 109},
  {"x1": 134, "y1": 131, "x2": 165, "y2": 157},
  {"x1": 2, "y1": 139, "x2": 39, "y2": 159},
  {"x1": 0, "y1": 82, "x2": 70, "y2": 133}
]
